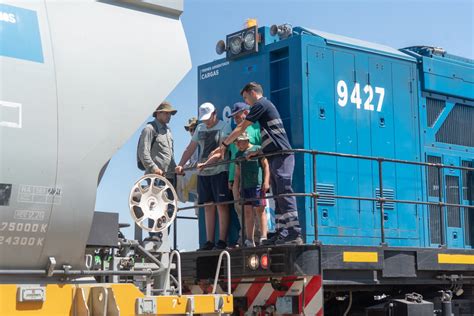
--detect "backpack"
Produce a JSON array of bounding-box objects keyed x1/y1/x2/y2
[{"x1": 136, "y1": 121, "x2": 159, "y2": 171}]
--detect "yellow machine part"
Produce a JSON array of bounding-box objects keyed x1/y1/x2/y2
[
  {"x1": 343, "y1": 251, "x2": 378, "y2": 263},
  {"x1": 0, "y1": 284, "x2": 75, "y2": 315},
  {"x1": 0, "y1": 283, "x2": 233, "y2": 315}
]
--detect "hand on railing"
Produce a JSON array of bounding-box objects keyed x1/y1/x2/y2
[
  {"x1": 175, "y1": 165, "x2": 185, "y2": 175},
  {"x1": 245, "y1": 149, "x2": 262, "y2": 160},
  {"x1": 210, "y1": 146, "x2": 225, "y2": 159}
]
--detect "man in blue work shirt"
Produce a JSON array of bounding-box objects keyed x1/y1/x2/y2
[{"x1": 213, "y1": 82, "x2": 302, "y2": 245}]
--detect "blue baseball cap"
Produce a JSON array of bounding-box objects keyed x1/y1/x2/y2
[{"x1": 227, "y1": 102, "x2": 249, "y2": 118}]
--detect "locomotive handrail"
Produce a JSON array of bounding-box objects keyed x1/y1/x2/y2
[
  {"x1": 171, "y1": 148, "x2": 473, "y2": 247},
  {"x1": 164, "y1": 250, "x2": 182, "y2": 296},
  {"x1": 212, "y1": 250, "x2": 232, "y2": 295},
  {"x1": 177, "y1": 192, "x2": 474, "y2": 211},
  {"x1": 169, "y1": 148, "x2": 474, "y2": 175}
]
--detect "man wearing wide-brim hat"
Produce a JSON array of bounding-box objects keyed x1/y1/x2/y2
[
  {"x1": 138, "y1": 101, "x2": 177, "y2": 178},
  {"x1": 138, "y1": 101, "x2": 178, "y2": 239}
]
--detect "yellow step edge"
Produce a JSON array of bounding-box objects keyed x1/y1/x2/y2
[
  {"x1": 155, "y1": 294, "x2": 233, "y2": 314},
  {"x1": 438, "y1": 254, "x2": 474, "y2": 265},
  {"x1": 0, "y1": 283, "x2": 233, "y2": 315},
  {"x1": 343, "y1": 251, "x2": 378, "y2": 263}
]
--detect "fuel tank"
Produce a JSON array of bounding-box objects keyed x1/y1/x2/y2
[{"x1": 0, "y1": 0, "x2": 191, "y2": 273}]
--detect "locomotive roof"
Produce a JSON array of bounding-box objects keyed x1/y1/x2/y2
[{"x1": 301, "y1": 27, "x2": 416, "y2": 62}]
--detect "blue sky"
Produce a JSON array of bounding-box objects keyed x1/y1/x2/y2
[{"x1": 95, "y1": 0, "x2": 474, "y2": 251}]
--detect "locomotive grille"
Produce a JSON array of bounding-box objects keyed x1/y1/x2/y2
[
  {"x1": 435, "y1": 103, "x2": 474, "y2": 147},
  {"x1": 426, "y1": 97, "x2": 445, "y2": 127},
  {"x1": 427, "y1": 155, "x2": 442, "y2": 244},
  {"x1": 463, "y1": 161, "x2": 473, "y2": 245},
  {"x1": 462, "y1": 161, "x2": 473, "y2": 201},
  {"x1": 429, "y1": 205, "x2": 442, "y2": 244},
  {"x1": 446, "y1": 175, "x2": 461, "y2": 228},
  {"x1": 427, "y1": 155, "x2": 441, "y2": 197}
]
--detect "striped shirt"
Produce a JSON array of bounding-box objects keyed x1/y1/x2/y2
[{"x1": 245, "y1": 97, "x2": 292, "y2": 153}]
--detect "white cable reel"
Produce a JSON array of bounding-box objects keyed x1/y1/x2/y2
[{"x1": 128, "y1": 175, "x2": 178, "y2": 232}]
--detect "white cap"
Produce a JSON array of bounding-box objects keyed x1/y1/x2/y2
[{"x1": 199, "y1": 102, "x2": 216, "y2": 121}]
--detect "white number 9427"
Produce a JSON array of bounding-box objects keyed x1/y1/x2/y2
[{"x1": 337, "y1": 80, "x2": 385, "y2": 112}]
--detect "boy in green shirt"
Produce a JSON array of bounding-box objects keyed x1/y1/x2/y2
[
  {"x1": 227, "y1": 102, "x2": 261, "y2": 245},
  {"x1": 233, "y1": 132, "x2": 270, "y2": 247}
]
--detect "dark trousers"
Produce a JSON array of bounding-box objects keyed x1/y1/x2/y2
[{"x1": 268, "y1": 154, "x2": 301, "y2": 237}]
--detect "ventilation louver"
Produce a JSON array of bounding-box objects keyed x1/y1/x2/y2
[
  {"x1": 375, "y1": 188, "x2": 395, "y2": 210},
  {"x1": 316, "y1": 183, "x2": 336, "y2": 206}
]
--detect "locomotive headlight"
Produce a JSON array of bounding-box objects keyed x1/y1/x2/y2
[
  {"x1": 229, "y1": 36, "x2": 242, "y2": 55},
  {"x1": 225, "y1": 25, "x2": 258, "y2": 60},
  {"x1": 247, "y1": 254, "x2": 259, "y2": 270},
  {"x1": 243, "y1": 30, "x2": 255, "y2": 50}
]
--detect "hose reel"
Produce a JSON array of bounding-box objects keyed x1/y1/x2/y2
[{"x1": 128, "y1": 175, "x2": 178, "y2": 233}]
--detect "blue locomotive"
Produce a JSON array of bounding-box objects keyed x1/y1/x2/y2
[
  {"x1": 180, "y1": 24, "x2": 474, "y2": 315},
  {"x1": 197, "y1": 24, "x2": 473, "y2": 250}
]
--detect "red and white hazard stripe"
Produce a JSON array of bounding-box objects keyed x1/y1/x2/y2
[
  {"x1": 303, "y1": 276, "x2": 323, "y2": 315},
  {"x1": 187, "y1": 275, "x2": 322, "y2": 315}
]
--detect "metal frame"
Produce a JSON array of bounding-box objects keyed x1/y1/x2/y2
[{"x1": 172, "y1": 148, "x2": 473, "y2": 247}]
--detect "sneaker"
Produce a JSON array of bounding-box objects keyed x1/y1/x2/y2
[
  {"x1": 275, "y1": 235, "x2": 303, "y2": 246},
  {"x1": 262, "y1": 234, "x2": 280, "y2": 246},
  {"x1": 213, "y1": 240, "x2": 227, "y2": 250},
  {"x1": 227, "y1": 242, "x2": 240, "y2": 249},
  {"x1": 199, "y1": 241, "x2": 214, "y2": 251},
  {"x1": 244, "y1": 239, "x2": 255, "y2": 247}
]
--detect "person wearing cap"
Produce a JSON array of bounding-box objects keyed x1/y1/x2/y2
[
  {"x1": 176, "y1": 102, "x2": 232, "y2": 250},
  {"x1": 212, "y1": 82, "x2": 303, "y2": 246},
  {"x1": 232, "y1": 132, "x2": 270, "y2": 247},
  {"x1": 226, "y1": 102, "x2": 261, "y2": 243},
  {"x1": 138, "y1": 101, "x2": 177, "y2": 180}
]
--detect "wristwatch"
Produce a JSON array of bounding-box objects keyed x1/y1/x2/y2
[{"x1": 221, "y1": 141, "x2": 229, "y2": 148}]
